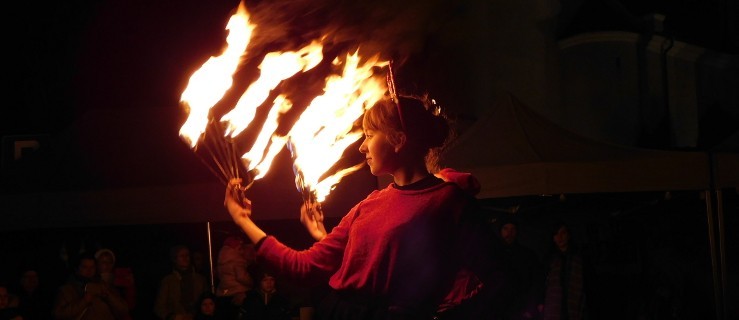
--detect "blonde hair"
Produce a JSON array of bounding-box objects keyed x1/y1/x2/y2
[{"x1": 362, "y1": 94, "x2": 451, "y2": 172}]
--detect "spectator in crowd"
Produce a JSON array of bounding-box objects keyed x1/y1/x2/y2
[
  {"x1": 13, "y1": 266, "x2": 54, "y2": 320},
  {"x1": 154, "y1": 244, "x2": 208, "y2": 320},
  {"x1": 215, "y1": 235, "x2": 255, "y2": 319},
  {"x1": 541, "y1": 220, "x2": 593, "y2": 320},
  {"x1": 194, "y1": 292, "x2": 221, "y2": 320},
  {"x1": 498, "y1": 217, "x2": 544, "y2": 320},
  {"x1": 52, "y1": 252, "x2": 130, "y2": 320},
  {"x1": 240, "y1": 270, "x2": 293, "y2": 320},
  {"x1": 0, "y1": 282, "x2": 24, "y2": 320},
  {"x1": 191, "y1": 250, "x2": 210, "y2": 279},
  {"x1": 95, "y1": 249, "x2": 137, "y2": 312}
]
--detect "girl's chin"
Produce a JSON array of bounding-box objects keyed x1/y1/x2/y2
[{"x1": 368, "y1": 167, "x2": 387, "y2": 177}]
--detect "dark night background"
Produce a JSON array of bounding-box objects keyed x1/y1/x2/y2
[{"x1": 1, "y1": 0, "x2": 737, "y2": 319}]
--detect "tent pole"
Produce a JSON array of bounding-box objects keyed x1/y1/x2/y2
[
  {"x1": 207, "y1": 221, "x2": 215, "y2": 294},
  {"x1": 707, "y1": 151, "x2": 727, "y2": 319},
  {"x1": 704, "y1": 190, "x2": 723, "y2": 319},
  {"x1": 716, "y1": 189, "x2": 727, "y2": 319}
]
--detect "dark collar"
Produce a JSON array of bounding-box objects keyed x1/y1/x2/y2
[{"x1": 393, "y1": 174, "x2": 443, "y2": 191}]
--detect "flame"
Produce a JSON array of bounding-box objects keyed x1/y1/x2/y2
[
  {"x1": 178, "y1": 0, "x2": 389, "y2": 204},
  {"x1": 179, "y1": 2, "x2": 254, "y2": 148},
  {"x1": 287, "y1": 51, "x2": 388, "y2": 202},
  {"x1": 220, "y1": 41, "x2": 324, "y2": 137},
  {"x1": 240, "y1": 95, "x2": 291, "y2": 174}
]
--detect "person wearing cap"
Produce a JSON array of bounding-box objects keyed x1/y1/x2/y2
[
  {"x1": 52, "y1": 251, "x2": 130, "y2": 320},
  {"x1": 95, "y1": 248, "x2": 137, "y2": 313}
]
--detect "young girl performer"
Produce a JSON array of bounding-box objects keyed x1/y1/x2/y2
[{"x1": 224, "y1": 95, "x2": 488, "y2": 320}]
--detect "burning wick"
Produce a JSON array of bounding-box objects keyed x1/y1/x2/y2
[
  {"x1": 179, "y1": 1, "x2": 390, "y2": 213},
  {"x1": 228, "y1": 169, "x2": 257, "y2": 206},
  {"x1": 304, "y1": 198, "x2": 323, "y2": 224}
]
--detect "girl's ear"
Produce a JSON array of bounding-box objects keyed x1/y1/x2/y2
[{"x1": 393, "y1": 132, "x2": 407, "y2": 153}]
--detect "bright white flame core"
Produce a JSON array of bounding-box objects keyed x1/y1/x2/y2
[
  {"x1": 179, "y1": 1, "x2": 388, "y2": 203},
  {"x1": 220, "y1": 41, "x2": 324, "y2": 137},
  {"x1": 179, "y1": 2, "x2": 254, "y2": 148},
  {"x1": 288, "y1": 51, "x2": 388, "y2": 202}
]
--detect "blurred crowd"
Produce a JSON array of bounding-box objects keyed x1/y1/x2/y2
[{"x1": 0, "y1": 213, "x2": 718, "y2": 320}]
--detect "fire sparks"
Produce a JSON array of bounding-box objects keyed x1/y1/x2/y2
[{"x1": 179, "y1": 1, "x2": 389, "y2": 205}]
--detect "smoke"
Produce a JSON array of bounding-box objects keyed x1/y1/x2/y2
[
  {"x1": 219, "y1": 0, "x2": 480, "y2": 119},
  {"x1": 243, "y1": 0, "x2": 453, "y2": 65}
]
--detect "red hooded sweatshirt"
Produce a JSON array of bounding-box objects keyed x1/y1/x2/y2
[{"x1": 257, "y1": 169, "x2": 483, "y2": 314}]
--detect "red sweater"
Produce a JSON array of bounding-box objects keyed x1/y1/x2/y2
[{"x1": 258, "y1": 179, "x2": 473, "y2": 310}]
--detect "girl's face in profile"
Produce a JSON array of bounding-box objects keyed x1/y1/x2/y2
[{"x1": 359, "y1": 129, "x2": 399, "y2": 176}]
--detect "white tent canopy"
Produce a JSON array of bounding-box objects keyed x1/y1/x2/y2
[{"x1": 441, "y1": 92, "x2": 722, "y2": 198}]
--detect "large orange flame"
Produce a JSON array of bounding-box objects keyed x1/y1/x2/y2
[
  {"x1": 179, "y1": 2, "x2": 254, "y2": 148},
  {"x1": 178, "y1": 0, "x2": 388, "y2": 204},
  {"x1": 288, "y1": 51, "x2": 388, "y2": 202},
  {"x1": 220, "y1": 41, "x2": 324, "y2": 138}
]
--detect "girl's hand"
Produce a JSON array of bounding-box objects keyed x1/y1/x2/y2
[
  {"x1": 225, "y1": 179, "x2": 252, "y2": 224},
  {"x1": 223, "y1": 178, "x2": 267, "y2": 244},
  {"x1": 300, "y1": 202, "x2": 327, "y2": 241}
]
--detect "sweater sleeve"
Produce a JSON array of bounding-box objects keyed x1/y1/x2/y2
[{"x1": 257, "y1": 202, "x2": 361, "y2": 283}]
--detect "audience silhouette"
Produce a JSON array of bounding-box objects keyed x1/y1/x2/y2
[
  {"x1": 12, "y1": 265, "x2": 54, "y2": 320},
  {"x1": 95, "y1": 248, "x2": 137, "y2": 312},
  {"x1": 154, "y1": 244, "x2": 208, "y2": 320},
  {"x1": 240, "y1": 269, "x2": 293, "y2": 320},
  {"x1": 52, "y1": 251, "x2": 130, "y2": 320}
]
